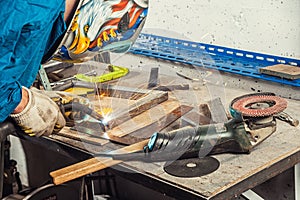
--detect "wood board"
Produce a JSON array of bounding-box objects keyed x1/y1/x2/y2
[
  {"x1": 55, "y1": 128, "x2": 109, "y2": 146},
  {"x1": 107, "y1": 100, "x2": 189, "y2": 137},
  {"x1": 50, "y1": 139, "x2": 149, "y2": 185},
  {"x1": 55, "y1": 99, "x2": 192, "y2": 146},
  {"x1": 54, "y1": 83, "x2": 193, "y2": 146},
  {"x1": 94, "y1": 84, "x2": 169, "y2": 129},
  {"x1": 259, "y1": 64, "x2": 300, "y2": 80}
]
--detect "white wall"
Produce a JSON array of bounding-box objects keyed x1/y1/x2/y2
[{"x1": 144, "y1": 0, "x2": 300, "y2": 59}]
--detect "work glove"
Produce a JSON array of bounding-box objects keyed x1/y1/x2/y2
[
  {"x1": 9, "y1": 87, "x2": 66, "y2": 137},
  {"x1": 41, "y1": 90, "x2": 93, "y2": 127}
]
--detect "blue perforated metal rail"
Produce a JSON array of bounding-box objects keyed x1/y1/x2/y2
[{"x1": 129, "y1": 33, "x2": 300, "y2": 87}]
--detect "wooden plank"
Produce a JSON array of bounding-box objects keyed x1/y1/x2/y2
[
  {"x1": 107, "y1": 100, "x2": 187, "y2": 137},
  {"x1": 106, "y1": 103, "x2": 193, "y2": 145},
  {"x1": 55, "y1": 128, "x2": 109, "y2": 146},
  {"x1": 259, "y1": 64, "x2": 300, "y2": 80},
  {"x1": 91, "y1": 96, "x2": 135, "y2": 117},
  {"x1": 53, "y1": 85, "x2": 170, "y2": 145},
  {"x1": 105, "y1": 89, "x2": 168, "y2": 129},
  {"x1": 60, "y1": 83, "x2": 169, "y2": 128},
  {"x1": 49, "y1": 134, "x2": 105, "y2": 154},
  {"x1": 55, "y1": 100, "x2": 192, "y2": 146},
  {"x1": 50, "y1": 139, "x2": 149, "y2": 185}
]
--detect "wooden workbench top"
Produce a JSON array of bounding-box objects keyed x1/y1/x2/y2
[{"x1": 49, "y1": 58, "x2": 300, "y2": 200}]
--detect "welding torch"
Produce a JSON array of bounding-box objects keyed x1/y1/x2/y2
[{"x1": 59, "y1": 101, "x2": 106, "y2": 131}]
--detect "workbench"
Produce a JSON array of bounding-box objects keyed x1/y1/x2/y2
[{"x1": 34, "y1": 50, "x2": 300, "y2": 200}]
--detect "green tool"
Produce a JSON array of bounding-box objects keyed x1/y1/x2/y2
[{"x1": 74, "y1": 64, "x2": 129, "y2": 83}]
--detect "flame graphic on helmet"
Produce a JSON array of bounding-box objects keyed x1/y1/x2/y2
[{"x1": 68, "y1": 0, "x2": 147, "y2": 55}]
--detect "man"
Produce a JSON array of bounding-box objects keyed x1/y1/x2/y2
[{"x1": 0, "y1": 0, "x2": 148, "y2": 136}]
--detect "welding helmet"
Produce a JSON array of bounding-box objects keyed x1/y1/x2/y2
[{"x1": 52, "y1": 0, "x2": 149, "y2": 62}]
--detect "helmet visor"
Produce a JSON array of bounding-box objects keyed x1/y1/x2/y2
[{"x1": 53, "y1": 0, "x2": 149, "y2": 62}]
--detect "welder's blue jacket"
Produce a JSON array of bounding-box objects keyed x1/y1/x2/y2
[{"x1": 0, "y1": 0, "x2": 66, "y2": 122}]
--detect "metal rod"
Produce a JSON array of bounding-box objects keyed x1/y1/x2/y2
[
  {"x1": 242, "y1": 190, "x2": 264, "y2": 200},
  {"x1": 296, "y1": 163, "x2": 300, "y2": 200},
  {"x1": 38, "y1": 65, "x2": 52, "y2": 91}
]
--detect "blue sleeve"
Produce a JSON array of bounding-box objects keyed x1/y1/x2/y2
[{"x1": 0, "y1": 0, "x2": 66, "y2": 122}]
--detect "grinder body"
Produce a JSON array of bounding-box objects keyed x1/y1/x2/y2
[{"x1": 145, "y1": 118, "x2": 253, "y2": 160}]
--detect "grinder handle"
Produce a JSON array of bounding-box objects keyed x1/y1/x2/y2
[{"x1": 146, "y1": 119, "x2": 252, "y2": 158}]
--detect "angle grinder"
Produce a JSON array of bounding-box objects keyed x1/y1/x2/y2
[{"x1": 110, "y1": 92, "x2": 298, "y2": 162}]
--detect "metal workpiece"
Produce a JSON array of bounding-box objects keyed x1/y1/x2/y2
[
  {"x1": 130, "y1": 33, "x2": 300, "y2": 87},
  {"x1": 50, "y1": 64, "x2": 129, "y2": 91},
  {"x1": 74, "y1": 65, "x2": 129, "y2": 83},
  {"x1": 38, "y1": 66, "x2": 53, "y2": 91}
]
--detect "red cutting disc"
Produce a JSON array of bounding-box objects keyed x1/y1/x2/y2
[{"x1": 232, "y1": 94, "x2": 287, "y2": 117}]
